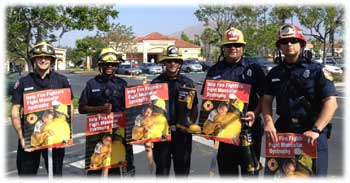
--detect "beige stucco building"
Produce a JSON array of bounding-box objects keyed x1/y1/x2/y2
[{"x1": 127, "y1": 32, "x2": 201, "y2": 63}]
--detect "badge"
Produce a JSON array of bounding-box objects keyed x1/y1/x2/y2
[
  {"x1": 322, "y1": 68, "x2": 333, "y2": 81},
  {"x1": 303, "y1": 69, "x2": 310, "y2": 78},
  {"x1": 203, "y1": 100, "x2": 214, "y2": 111},
  {"x1": 267, "y1": 158, "x2": 279, "y2": 172},
  {"x1": 246, "y1": 69, "x2": 252, "y2": 77}
]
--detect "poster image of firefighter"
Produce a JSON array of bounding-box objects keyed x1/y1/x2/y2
[
  {"x1": 125, "y1": 83, "x2": 170, "y2": 144},
  {"x1": 198, "y1": 80, "x2": 251, "y2": 145},
  {"x1": 22, "y1": 88, "x2": 72, "y2": 150},
  {"x1": 85, "y1": 112, "x2": 127, "y2": 170},
  {"x1": 265, "y1": 133, "x2": 317, "y2": 177}
]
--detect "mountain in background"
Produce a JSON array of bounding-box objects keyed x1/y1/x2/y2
[{"x1": 170, "y1": 23, "x2": 212, "y2": 39}]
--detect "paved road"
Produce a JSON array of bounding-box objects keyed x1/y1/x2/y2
[{"x1": 5, "y1": 71, "x2": 345, "y2": 177}]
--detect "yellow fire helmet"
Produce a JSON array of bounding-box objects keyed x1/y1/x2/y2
[
  {"x1": 53, "y1": 102, "x2": 68, "y2": 117},
  {"x1": 222, "y1": 27, "x2": 246, "y2": 46},
  {"x1": 151, "y1": 95, "x2": 167, "y2": 112},
  {"x1": 158, "y1": 45, "x2": 183, "y2": 63},
  {"x1": 30, "y1": 41, "x2": 56, "y2": 60},
  {"x1": 97, "y1": 47, "x2": 123, "y2": 65}
]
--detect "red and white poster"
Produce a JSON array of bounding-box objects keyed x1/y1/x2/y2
[
  {"x1": 265, "y1": 133, "x2": 317, "y2": 177},
  {"x1": 85, "y1": 112, "x2": 127, "y2": 170},
  {"x1": 198, "y1": 80, "x2": 251, "y2": 145},
  {"x1": 125, "y1": 83, "x2": 171, "y2": 144},
  {"x1": 23, "y1": 88, "x2": 72, "y2": 150}
]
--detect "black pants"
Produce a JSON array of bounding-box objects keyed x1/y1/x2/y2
[
  {"x1": 251, "y1": 117, "x2": 263, "y2": 160},
  {"x1": 17, "y1": 140, "x2": 65, "y2": 176},
  {"x1": 217, "y1": 142, "x2": 249, "y2": 176},
  {"x1": 152, "y1": 130, "x2": 192, "y2": 177}
]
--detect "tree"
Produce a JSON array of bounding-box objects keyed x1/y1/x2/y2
[
  {"x1": 7, "y1": 6, "x2": 119, "y2": 71},
  {"x1": 100, "y1": 24, "x2": 135, "y2": 54},
  {"x1": 295, "y1": 6, "x2": 344, "y2": 64},
  {"x1": 200, "y1": 28, "x2": 220, "y2": 61},
  {"x1": 180, "y1": 32, "x2": 191, "y2": 42},
  {"x1": 269, "y1": 6, "x2": 297, "y2": 25}
]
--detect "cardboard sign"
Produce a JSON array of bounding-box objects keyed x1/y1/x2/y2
[
  {"x1": 23, "y1": 88, "x2": 72, "y2": 150},
  {"x1": 125, "y1": 83, "x2": 171, "y2": 144},
  {"x1": 198, "y1": 80, "x2": 251, "y2": 145},
  {"x1": 265, "y1": 133, "x2": 317, "y2": 177}
]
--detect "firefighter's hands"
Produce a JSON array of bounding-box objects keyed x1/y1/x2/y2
[
  {"x1": 265, "y1": 122, "x2": 278, "y2": 143},
  {"x1": 303, "y1": 130, "x2": 319, "y2": 145},
  {"x1": 100, "y1": 103, "x2": 112, "y2": 114},
  {"x1": 241, "y1": 111, "x2": 255, "y2": 127}
]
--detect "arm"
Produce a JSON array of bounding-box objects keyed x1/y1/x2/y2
[
  {"x1": 303, "y1": 96, "x2": 338, "y2": 145},
  {"x1": 79, "y1": 104, "x2": 112, "y2": 114},
  {"x1": 11, "y1": 104, "x2": 25, "y2": 148},
  {"x1": 262, "y1": 95, "x2": 278, "y2": 143}
]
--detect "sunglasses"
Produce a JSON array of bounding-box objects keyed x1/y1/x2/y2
[
  {"x1": 165, "y1": 60, "x2": 181, "y2": 64},
  {"x1": 223, "y1": 43, "x2": 244, "y2": 48},
  {"x1": 101, "y1": 63, "x2": 118, "y2": 67},
  {"x1": 279, "y1": 38, "x2": 299, "y2": 45}
]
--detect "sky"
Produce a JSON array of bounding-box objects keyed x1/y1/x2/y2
[{"x1": 57, "y1": 5, "x2": 201, "y2": 48}]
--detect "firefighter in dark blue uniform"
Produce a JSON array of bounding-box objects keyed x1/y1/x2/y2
[
  {"x1": 11, "y1": 41, "x2": 74, "y2": 176},
  {"x1": 150, "y1": 45, "x2": 199, "y2": 176},
  {"x1": 203, "y1": 27, "x2": 266, "y2": 176},
  {"x1": 79, "y1": 47, "x2": 134, "y2": 176},
  {"x1": 262, "y1": 24, "x2": 338, "y2": 176}
]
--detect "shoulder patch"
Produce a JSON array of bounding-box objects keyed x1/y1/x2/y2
[{"x1": 322, "y1": 68, "x2": 333, "y2": 81}]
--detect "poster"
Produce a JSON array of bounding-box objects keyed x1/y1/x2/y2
[
  {"x1": 125, "y1": 83, "x2": 171, "y2": 144},
  {"x1": 198, "y1": 80, "x2": 251, "y2": 145},
  {"x1": 265, "y1": 133, "x2": 317, "y2": 177},
  {"x1": 85, "y1": 112, "x2": 127, "y2": 170},
  {"x1": 22, "y1": 88, "x2": 72, "y2": 150}
]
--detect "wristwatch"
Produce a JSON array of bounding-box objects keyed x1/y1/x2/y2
[{"x1": 311, "y1": 126, "x2": 322, "y2": 134}]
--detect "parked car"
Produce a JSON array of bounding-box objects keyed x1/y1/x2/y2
[
  {"x1": 199, "y1": 61, "x2": 214, "y2": 71},
  {"x1": 139, "y1": 63, "x2": 163, "y2": 74},
  {"x1": 116, "y1": 64, "x2": 142, "y2": 75},
  {"x1": 312, "y1": 57, "x2": 343, "y2": 74},
  {"x1": 245, "y1": 56, "x2": 277, "y2": 75},
  {"x1": 181, "y1": 59, "x2": 203, "y2": 73}
]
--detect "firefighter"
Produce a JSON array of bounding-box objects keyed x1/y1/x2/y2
[
  {"x1": 11, "y1": 41, "x2": 74, "y2": 176},
  {"x1": 202, "y1": 27, "x2": 266, "y2": 176},
  {"x1": 79, "y1": 47, "x2": 134, "y2": 176},
  {"x1": 262, "y1": 24, "x2": 338, "y2": 176},
  {"x1": 150, "y1": 45, "x2": 199, "y2": 176}
]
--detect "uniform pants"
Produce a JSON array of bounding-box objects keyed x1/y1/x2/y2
[
  {"x1": 251, "y1": 117, "x2": 263, "y2": 160},
  {"x1": 152, "y1": 130, "x2": 192, "y2": 177},
  {"x1": 17, "y1": 140, "x2": 65, "y2": 176},
  {"x1": 217, "y1": 142, "x2": 251, "y2": 176}
]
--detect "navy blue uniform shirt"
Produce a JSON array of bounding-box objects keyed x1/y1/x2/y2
[
  {"x1": 79, "y1": 74, "x2": 127, "y2": 112},
  {"x1": 151, "y1": 73, "x2": 198, "y2": 125},
  {"x1": 265, "y1": 60, "x2": 337, "y2": 122},
  {"x1": 203, "y1": 57, "x2": 267, "y2": 111},
  {"x1": 12, "y1": 71, "x2": 73, "y2": 124}
]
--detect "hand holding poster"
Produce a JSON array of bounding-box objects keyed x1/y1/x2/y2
[
  {"x1": 23, "y1": 88, "x2": 72, "y2": 150},
  {"x1": 125, "y1": 83, "x2": 171, "y2": 144},
  {"x1": 265, "y1": 133, "x2": 317, "y2": 177},
  {"x1": 198, "y1": 80, "x2": 251, "y2": 145}
]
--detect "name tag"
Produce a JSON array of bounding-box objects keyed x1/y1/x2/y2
[
  {"x1": 91, "y1": 89, "x2": 101, "y2": 92},
  {"x1": 24, "y1": 86, "x2": 34, "y2": 91},
  {"x1": 271, "y1": 78, "x2": 280, "y2": 82}
]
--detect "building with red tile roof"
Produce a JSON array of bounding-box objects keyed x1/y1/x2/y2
[{"x1": 127, "y1": 32, "x2": 201, "y2": 63}]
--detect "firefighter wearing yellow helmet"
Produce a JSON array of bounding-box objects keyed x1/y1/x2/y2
[
  {"x1": 11, "y1": 40, "x2": 74, "y2": 175},
  {"x1": 79, "y1": 46, "x2": 132, "y2": 176},
  {"x1": 150, "y1": 45, "x2": 199, "y2": 176},
  {"x1": 202, "y1": 27, "x2": 267, "y2": 176}
]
